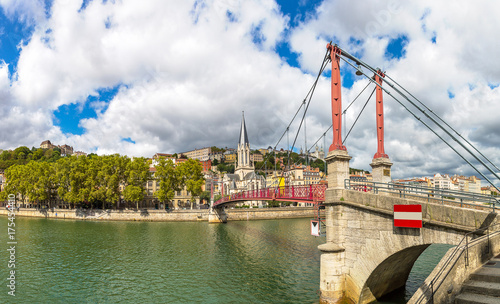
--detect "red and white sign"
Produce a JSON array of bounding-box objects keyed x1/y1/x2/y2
[{"x1": 394, "y1": 205, "x2": 422, "y2": 228}]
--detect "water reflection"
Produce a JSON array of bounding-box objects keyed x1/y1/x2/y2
[{"x1": 1, "y1": 217, "x2": 323, "y2": 304}]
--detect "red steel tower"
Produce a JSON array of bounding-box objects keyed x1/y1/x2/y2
[
  {"x1": 327, "y1": 43, "x2": 346, "y2": 152},
  {"x1": 373, "y1": 69, "x2": 389, "y2": 159}
]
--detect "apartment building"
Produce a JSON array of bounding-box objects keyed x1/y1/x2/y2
[
  {"x1": 250, "y1": 152, "x2": 264, "y2": 163},
  {"x1": 183, "y1": 147, "x2": 211, "y2": 161},
  {"x1": 40, "y1": 140, "x2": 74, "y2": 155}
]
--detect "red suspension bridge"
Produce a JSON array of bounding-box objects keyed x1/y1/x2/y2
[{"x1": 213, "y1": 184, "x2": 326, "y2": 208}]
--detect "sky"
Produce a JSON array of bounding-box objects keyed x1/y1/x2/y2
[{"x1": 0, "y1": 0, "x2": 499, "y2": 182}]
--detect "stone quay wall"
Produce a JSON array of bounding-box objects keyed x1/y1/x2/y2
[{"x1": 0, "y1": 207, "x2": 316, "y2": 222}]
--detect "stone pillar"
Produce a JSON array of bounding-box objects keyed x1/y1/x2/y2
[
  {"x1": 325, "y1": 150, "x2": 352, "y2": 189},
  {"x1": 318, "y1": 203, "x2": 346, "y2": 304},
  {"x1": 370, "y1": 157, "x2": 393, "y2": 184},
  {"x1": 319, "y1": 149, "x2": 351, "y2": 303},
  {"x1": 208, "y1": 207, "x2": 227, "y2": 223}
]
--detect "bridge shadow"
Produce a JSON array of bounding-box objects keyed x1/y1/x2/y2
[
  {"x1": 478, "y1": 212, "x2": 497, "y2": 230},
  {"x1": 393, "y1": 227, "x2": 421, "y2": 237}
]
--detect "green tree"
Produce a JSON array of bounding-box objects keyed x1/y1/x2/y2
[
  {"x1": 178, "y1": 159, "x2": 204, "y2": 209},
  {"x1": 3, "y1": 164, "x2": 30, "y2": 203},
  {"x1": 55, "y1": 157, "x2": 72, "y2": 208},
  {"x1": 86, "y1": 156, "x2": 105, "y2": 208},
  {"x1": 32, "y1": 162, "x2": 57, "y2": 207},
  {"x1": 123, "y1": 185, "x2": 144, "y2": 209},
  {"x1": 217, "y1": 163, "x2": 235, "y2": 174},
  {"x1": 154, "y1": 158, "x2": 179, "y2": 207},
  {"x1": 310, "y1": 158, "x2": 325, "y2": 172},
  {"x1": 0, "y1": 150, "x2": 11, "y2": 161},
  {"x1": 65, "y1": 156, "x2": 89, "y2": 208},
  {"x1": 101, "y1": 155, "x2": 130, "y2": 209},
  {"x1": 32, "y1": 148, "x2": 45, "y2": 161},
  {"x1": 199, "y1": 190, "x2": 211, "y2": 204},
  {"x1": 124, "y1": 156, "x2": 149, "y2": 209},
  {"x1": 13, "y1": 146, "x2": 31, "y2": 160}
]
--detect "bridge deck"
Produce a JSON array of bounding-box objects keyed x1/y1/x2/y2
[{"x1": 213, "y1": 184, "x2": 326, "y2": 207}]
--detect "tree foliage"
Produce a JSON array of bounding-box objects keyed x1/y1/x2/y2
[
  {"x1": 178, "y1": 159, "x2": 204, "y2": 202},
  {"x1": 2, "y1": 152, "x2": 204, "y2": 209},
  {"x1": 217, "y1": 163, "x2": 234, "y2": 173},
  {"x1": 124, "y1": 157, "x2": 150, "y2": 208},
  {"x1": 154, "y1": 158, "x2": 179, "y2": 204}
]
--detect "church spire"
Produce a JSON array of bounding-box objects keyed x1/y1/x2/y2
[{"x1": 239, "y1": 111, "x2": 249, "y2": 146}]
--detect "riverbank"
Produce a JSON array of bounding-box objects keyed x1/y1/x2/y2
[{"x1": 0, "y1": 206, "x2": 317, "y2": 222}]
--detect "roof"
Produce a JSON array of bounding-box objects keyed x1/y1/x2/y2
[
  {"x1": 243, "y1": 171, "x2": 264, "y2": 181},
  {"x1": 230, "y1": 180, "x2": 237, "y2": 190},
  {"x1": 239, "y1": 111, "x2": 249, "y2": 146},
  {"x1": 225, "y1": 174, "x2": 240, "y2": 181}
]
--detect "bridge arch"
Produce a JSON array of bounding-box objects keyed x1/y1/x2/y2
[{"x1": 358, "y1": 244, "x2": 431, "y2": 303}]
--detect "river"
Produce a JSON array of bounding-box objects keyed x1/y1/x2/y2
[{"x1": 0, "y1": 216, "x2": 451, "y2": 303}]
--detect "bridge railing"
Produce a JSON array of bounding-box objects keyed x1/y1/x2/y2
[
  {"x1": 344, "y1": 179, "x2": 500, "y2": 211},
  {"x1": 213, "y1": 184, "x2": 327, "y2": 207}
]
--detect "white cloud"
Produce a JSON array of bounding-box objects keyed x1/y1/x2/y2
[{"x1": 0, "y1": 0, "x2": 47, "y2": 25}]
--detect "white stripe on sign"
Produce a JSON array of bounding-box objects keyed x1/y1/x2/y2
[{"x1": 394, "y1": 212, "x2": 422, "y2": 220}]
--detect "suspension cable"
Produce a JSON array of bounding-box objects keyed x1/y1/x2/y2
[
  {"x1": 337, "y1": 46, "x2": 500, "y2": 185},
  {"x1": 286, "y1": 49, "x2": 330, "y2": 166},
  {"x1": 344, "y1": 87, "x2": 376, "y2": 143},
  {"x1": 343, "y1": 81, "x2": 371, "y2": 115},
  {"x1": 384, "y1": 73, "x2": 500, "y2": 172},
  {"x1": 339, "y1": 54, "x2": 500, "y2": 193}
]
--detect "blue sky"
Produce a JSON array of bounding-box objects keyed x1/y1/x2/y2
[{"x1": 0, "y1": 0, "x2": 499, "y2": 180}]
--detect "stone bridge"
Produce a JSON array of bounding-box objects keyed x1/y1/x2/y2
[{"x1": 319, "y1": 150, "x2": 500, "y2": 304}]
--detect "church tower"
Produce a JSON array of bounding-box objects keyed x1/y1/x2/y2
[{"x1": 235, "y1": 112, "x2": 254, "y2": 180}]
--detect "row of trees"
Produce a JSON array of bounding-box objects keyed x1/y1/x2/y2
[{"x1": 0, "y1": 154, "x2": 204, "y2": 209}]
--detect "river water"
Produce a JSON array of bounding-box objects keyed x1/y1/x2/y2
[{"x1": 0, "y1": 216, "x2": 451, "y2": 303}]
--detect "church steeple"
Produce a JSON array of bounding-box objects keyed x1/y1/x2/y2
[
  {"x1": 239, "y1": 111, "x2": 249, "y2": 146},
  {"x1": 237, "y1": 111, "x2": 252, "y2": 174}
]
